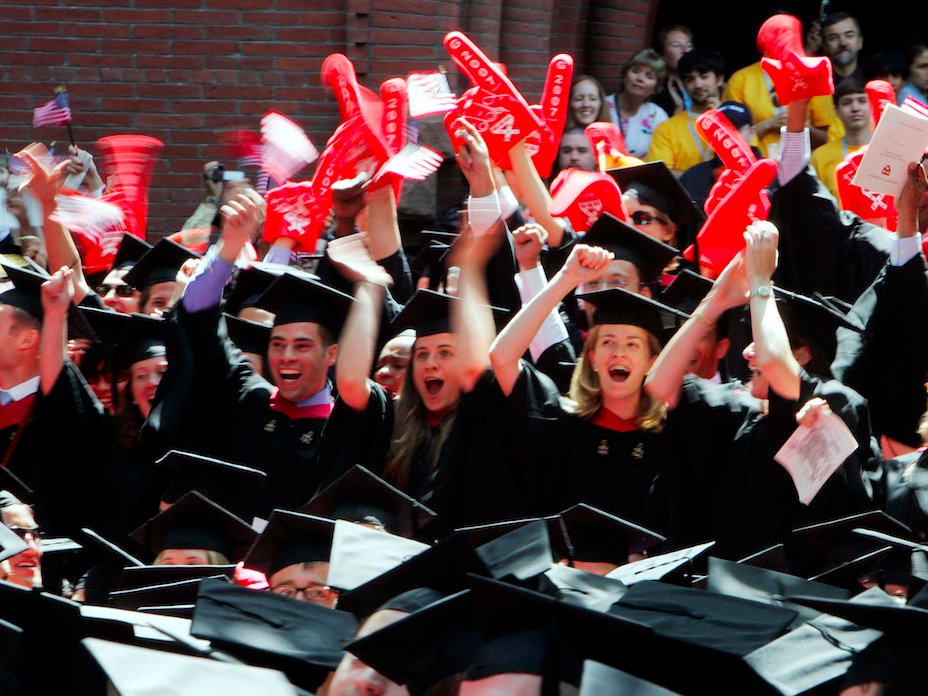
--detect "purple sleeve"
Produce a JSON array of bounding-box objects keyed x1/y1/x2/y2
[{"x1": 181, "y1": 245, "x2": 236, "y2": 313}]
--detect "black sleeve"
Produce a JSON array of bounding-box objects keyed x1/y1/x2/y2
[
  {"x1": 533, "y1": 339, "x2": 576, "y2": 395},
  {"x1": 378, "y1": 249, "x2": 414, "y2": 305}
]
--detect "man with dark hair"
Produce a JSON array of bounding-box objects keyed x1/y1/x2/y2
[
  {"x1": 646, "y1": 49, "x2": 726, "y2": 175},
  {"x1": 811, "y1": 78, "x2": 872, "y2": 200},
  {"x1": 821, "y1": 12, "x2": 864, "y2": 82}
]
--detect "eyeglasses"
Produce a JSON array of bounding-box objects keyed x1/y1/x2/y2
[
  {"x1": 96, "y1": 283, "x2": 137, "y2": 298},
  {"x1": 630, "y1": 210, "x2": 672, "y2": 227},
  {"x1": 7, "y1": 526, "x2": 44, "y2": 542},
  {"x1": 270, "y1": 583, "x2": 338, "y2": 601},
  {"x1": 824, "y1": 30, "x2": 859, "y2": 43}
]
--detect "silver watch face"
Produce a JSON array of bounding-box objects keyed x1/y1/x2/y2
[{"x1": 751, "y1": 285, "x2": 772, "y2": 298}]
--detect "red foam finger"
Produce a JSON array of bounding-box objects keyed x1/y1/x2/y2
[
  {"x1": 322, "y1": 53, "x2": 364, "y2": 121},
  {"x1": 761, "y1": 51, "x2": 834, "y2": 104},
  {"x1": 264, "y1": 181, "x2": 328, "y2": 252},
  {"x1": 380, "y1": 77, "x2": 408, "y2": 157},
  {"x1": 866, "y1": 80, "x2": 896, "y2": 128},
  {"x1": 696, "y1": 109, "x2": 757, "y2": 175},
  {"x1": 835, "y1": 149, "x2": 897, "y2": 230},
  {"x1": 757, "y1": 14, "x2": 805, "y2": 61},
  {"x1": 549, "y1": 168, "x2": 626, "y2": 233}
]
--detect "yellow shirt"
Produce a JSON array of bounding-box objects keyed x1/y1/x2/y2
[
  {"x1": 722, "y1": 61, "x2": 839, "y2": 157},
  {"x1": 810, "y1": 138, "x2": 865, "y2": 201},
  {"x1": 645, "y1": 111, "x2": 712, "y2": 172}
]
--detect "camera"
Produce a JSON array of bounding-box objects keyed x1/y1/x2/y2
[{"x1": 203, "y1": 164, "x2": 245, "y2": 183}]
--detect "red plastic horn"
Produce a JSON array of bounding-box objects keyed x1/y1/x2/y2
[
  {"x1": 95, "y1": 135, "x2": 164, "y2": 238},
  {"x1": 758, "y1": 14, "x2": 833, "y2": 104},
  {"x1": 866, "y1": 80, "x2": 896, "y2": 128}
]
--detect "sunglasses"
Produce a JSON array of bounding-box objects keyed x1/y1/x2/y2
[
  {"x1": 7, "y1": 526, "x2": 44, "y2": 541},
  {"x1": 630, "y1": 210, "x2": 672, "y2": 227},
  {"x1": 96, "y1": 283, "x2": 136, "y2": 298}
]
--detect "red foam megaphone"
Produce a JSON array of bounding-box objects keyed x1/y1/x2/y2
[
  {"x1": 95, "y1": 135, "x2": 163, "y2": 238},
  {"x1": 696, "y1": 109, "x2": 757, "y2": 175},
  {"x1": 866, "y1": 80, "x2": 896, "y2": 128},
  {"x1": 758, "y1": 14, "x2": 833, "y2": 104},
  {"x1": 549, "y1": 168, "x2": 627, "y2": 233},
  {"x1": 683, "y1": 158, "x2": 778, "y2": 276},
  {"x1": 835, "y1": 148, "x2": 897, "y2": 230}
]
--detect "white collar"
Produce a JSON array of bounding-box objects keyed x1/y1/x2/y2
[{"x1": 2, "y1": 376, "x2": 40, "y2": 402}]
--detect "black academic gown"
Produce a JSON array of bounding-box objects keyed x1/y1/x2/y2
[
  {"x1": 874, "y1": 449, "x2": 928, "y2": 586},
  {"x1": 0, "y1": 362, "x2": 109, "y2": 538},
  {"x1": 659, "y1": 372, "x2": 875, "y2": 562}
]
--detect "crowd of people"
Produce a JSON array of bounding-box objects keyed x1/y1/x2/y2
[{"x1": 0, "y1": 9, "x2": 928, "y2": 695}]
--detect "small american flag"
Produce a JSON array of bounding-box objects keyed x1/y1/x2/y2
[
  {"x1": 32, "y1": 91, "x2": 72, "y2": 128},
  {"x1": 260, "y1": 111, "x2": 318, "y2": 184},
  {"x1": 407, "y1": 71, "x2": 457, "y2": 119},
  {"x1": 902, "y1": 95, "x2": 928, "y2": 119}
]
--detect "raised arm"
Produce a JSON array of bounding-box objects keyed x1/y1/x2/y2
[
  {"x1": 744, "y1": 220, "x2": 801, "y2": 400},
  {"x1": 39, "y1": 266, "x2": 73, "y2": 395},
  {"x1": 490, "y1": 244, "x2": 612, "y2": 396},
  {"x1": 506, "y1": 140, "x2": 565, "y2": 248},
  {"x1": 646, "y1": 252, "x2": 749, "y2": 408}
]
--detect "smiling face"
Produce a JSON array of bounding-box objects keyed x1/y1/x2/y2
[
  {"x1": 375, "y1": 334, "x2": 413, "y2": 397},
  {"x1": 569, "y1": 79, "x2": 603, "y2": 127},
  {"x1": 130, "y1": 354, "x2": 168, "y2": 419},
  {"x1": 587, "y1": 324, "x2": 657, "y2": 411},
  {"x1": 0, "y1": 505, "x2": 42, "y2": 588},
  {"x1": 682, "y1": 70, "x2": 724, "y2": 109},
  {"x1": 267, "y1": 321, "x2": 337, "y2": 403},
  {"x1": 411, "y1": 332, "x2": 463, "y2": 416},
  {"x1": 623, "y1": 195, "x2": 678, "y2": 246},
  {"x1": 99, "y1": 268, "x2": 141, "y2": 315}
]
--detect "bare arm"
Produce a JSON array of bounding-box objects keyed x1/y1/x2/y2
[
  {"x1": 507, "y1": 141, "x2": 565, "y2": 247},
  {"x1": 39, "y1": 267, "x2": 73, "y2": 396},
  {"x1": 364, "y1": 184, "x2": 401, "y2": 261}
]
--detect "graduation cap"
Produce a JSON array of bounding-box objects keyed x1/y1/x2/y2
[
  {"x1": 542, "y1": 564, "x2": 630, "y2": 611},
  {"x1": 409, "y1": 240, "x2": 451, "y2": 278},
  {"x1": 192, "y1": 578, "x2": 358, "y2": 692},
  {"x1": 326, "y1": 520, "x2": 430, "y2": 592},
  {"x1": 658, "y1": 269, "x2": 714, "y2": 314},
  {"x1": 788, "y1": 585, "x2": 925, "y2": 636},
  {"x1": 336, "y1": 533, "x2": 491, "y2": 619},
  {"x1": 606, "y1": 541, "x2": 716, "y2": 586},
  {"x1": 254, "y1": 270, "x2": 354, "y2": 336},
  {"x1": 0, "y1": 520, "x2": 30, "y2": 564},
  {"x1": 242, "y1": 509, "x2": 335, "y2": 578},
  {"x1": 224, "y1": 314, "x2": 271, "y2": 357},
  {"x1": 116, "y1": 564, "x2": 237, "y2": 591},
  {"x1": 581, "y1": 213, "x2": 679, "y2": 283},
  {"x1": 222, "y1": 262, "x2": 288, "y2": 317},
  {"x1": 114, "y1": 313, "x2": 166, "y2": 371},
  {"x1": 111, "y1": 233, "x2": 153, "y2": 272},
  {"x1": 109, "y1": 575, "x2": 232, "y2": 614},
  {"x1": 576, "y1": 287, "x2": 689, "y2": 337},
  {"x1": 607, "y1": 161, "x2": 703, "y2": 227},
  {"x1": 81, "y1": 527, "x2": 145, "y2": 569},
  {"x1": 82, "y1": 637, "x2": 299, "y2": 696},
  {"x1": 300, "y1": 465, "x2": 437, "y2": 538},
  {"x1": 774, "y1": 286, "x2": 865, "y2": 358},
  {"x1": 0, "y1": 260, "x2": 45, "y2": 322},
  {"x1": 156, "y1": 449, "x2": 268, "y2": 519},
  {"x1": 554, "y1": 503, "x2": 666, "y2": 565},
  {"x1": 79, "y1": 306, "x2": 130, "y2": 355},
  {"x1": 121, "y1": 238, "x2": 200, "y2": 291},
  {"x1": 391, "y1": 288, "x2": 510, "y2": 338},
  {"x1": 473, "y1": 518, "x2": 553, "y2": 582},
  {"x1": 130, "y1": 491, "x2": 258, "y2": 563}
]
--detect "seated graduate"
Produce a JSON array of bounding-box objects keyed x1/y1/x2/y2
[
  {"x1": 489, "y1": 241, "x2": 685, "y2": 527},
  {"x1": 0, "y1": 491, "x2": 42, "y2": 589},
  {"x1": 645, "y1": 221, "x2": 875, "y2": 564}
]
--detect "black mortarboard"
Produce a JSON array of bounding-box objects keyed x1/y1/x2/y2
[
  {"x1": 658, "y1": 269, "x2": 714, "y2": 314},
  {"x1": 391, "y1": 288, "x2": 509, "y2": 338},
  {"x1": 543, "y1": 564, "x2": 630, "y2": 611},
  {"x1": 608, "y1": 161, "x2": 703, "y2": 226},
  {"x1": 300, "y1": 465, "x2": 437, "y2": 537},
  {"x1": 774, "y1": 286, "x2": 865, "y2": 363},
  {"x1": 155, "y1": 449, "x2": 267, "y2": 518},
  {"x1": 121, "y1": 238, "x2": 199, "y2": 290},
  {"x1": 255, "y1": 270, "x2": 354, "y2": 335},
  {"x1": 0, "y1": 471, "x2": 33, "y2": 508},
  {"x1": 130, "y1": 491, "x2": 258, "y2": 563},
  {"x1": 554, "y1": 503, "x2": 666, "y2": 564},
  {"x1": 0, "y1": 521, "x2": 29, "y2": 563},
  {"x1": 115, "y1": 312, "x2": 166, "y2": 370},
  {"x1": 581, "y1": 213, "x2": 679, "y2": 283},
  {"x1": 0, "y1": 260, "x2": 45, "y2": 322},
  {"x1": 326, "y1": 520, "x2": 429, "y2": 591},
  {"x1": 116, "y1": 563, "x2": 237, "y2": 591},
  {"x1": 409, "y1": 241, "x2": 451, "y2": 284},
  {"x1": 242, "y1": 509, "x2": 334, "y2": 578},
  {"x1": 82, "y1": 636, "x2": 299, "y2": 695},
  {"x1": 192, "y1": 578, "x2": 358, "y2": 692},
  {"x1": 111, "y1": 233, "x2": 153, "y2": 272},
  {"x1": 473, "y1": 519, "x2": 553, "y2": 582},
  {"x1": 79, "y1": 306, "x2": 130, "y2": 354},
  {"x1": 336, "y1": 534, "x2": 490, "y2": 619},
  {"x1": 788, "y1": 585, "x2": 923, "y2": 635},
  {"x1": 576, "y1": 287, "x2": 688, "y2": 336},
  {"x1": 607, "y1": 541, "x2": 716, "y2": 586},
  {"x1": 109, "y1": 575, "x2": 232, "y2": 614},
  {"x1": 224, "y1": 313, "x2": 271, "y2": 357},
  {"x1": 222, "y1": 262, "x2": 288, "y2": 316},
  {"x1": 81, "y1": 527, "x2": 146, "y2": 568}
]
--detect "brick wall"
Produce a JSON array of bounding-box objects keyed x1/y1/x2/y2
[{"x1": 0, "y1": 0, "x2": 652, "y2": 237}]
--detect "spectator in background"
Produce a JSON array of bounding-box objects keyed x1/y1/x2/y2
[
  {"x1": 865, "y1": 50, "x2": 909, "y2": 102},
  {"x1": 565, "y1": 75, "x2": 611, "y2": 130},
  {"x1": 607, "y1": 49, "x2": 669, "y2": 158},
  {"x1": 555, "y1": 127, "x2": 597, "y2": 174},
  {"x1": 811, "y1": 78, "x2": 872, "y2": 202},
  {"x1": 898, "y1": 41, "x2": 928, "y2": 104},
  {"x1": 651, "y1": 25, "x2": 694, "y2": 116},
  {"x1": 821, "y1": 12, "x2": 865, "y2": 82}
]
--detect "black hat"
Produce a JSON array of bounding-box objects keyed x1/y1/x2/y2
[
  {"x1": 79, "y1": 306, "x2": 130, "y2": 355},
  {"x1": 300, "y1": 465, "x2": 437, "y2": 537},
  {"x1": 122, "y1": 238, "x2": 199, "y2": 290},
  {"x1": 326, "y1": 520, "x2": 430, "y2": 591},
  {"x1": 409, "y1": 241, "x2": 451, "y2": 286},
  {"x1": 473, "y1": 518, "x2": 554, "y2": 582},
  {"x1": 255, "y1": 270, "x2": 354, "y2": 335},
  {"x1": 543, "y1": 564, "x2": 630, "y2": 611},
  {"x1": 576, "y1": 287, "x2": 688, "y2": 336},
  {"x1": 0, "y1": 521, "x2": 30, "y2": 564},
  {"x1": 0, "y1": 260, "x2": 45, "y2": 322},
  {"x1": 658, "y1": 269, "x2": 714, "y2": 314},
  {"x1": 391, "y1": 288, "x2": 510, "y2": 338},
  {"x1": 155, "y1": 449, "x2": 267, "y2": 515},
  {"x1": 788, "y1": 586, "x2": 928, "y2": 635},
  {"x1": 109, "y1": 574, "x2": 232, "y2": 613},
  {"x1": 581, "y1": 213, "x2": 679, "y2": 283},
  {"x1": 111, "y1": 233, "x2": 153, "y2": 272},
  {"x1": 222, "y1": 262, "x2": 289, "y2": 316},
  {"x1": 224, "y1": 314, "x2": 271, "y2": 357},
  {"x1": 774, "y1": 286, "x2": 865, "y2": 363},
  {"x1": 80, "y1": 527, "x2": 146, "y2": 569},
  {"x1": 607, "y1": 541, "x2": 716, "y2": 586},
  {"x1": 82, "y1": 636, "x2": 300, "y2": 695},
  {"x1": 192, "y1": 578, "x2": 358, "y2": 692},
  {"x1": 115, "y1": 313, "x2": 166, "y2": 370},
  {"x1": 130, "y1": 491, "x2": 258, "y2": 563},
  {"x1": 738, "y1": 543, "x2": 790, "y2": 574},
  {"x1": 116, "y1": 563, "x2": 237, "y2": 591},
  {"x1": 242, "y1": 509, "x2": 335, "y2": 578},
  {"x1": 608, "y1": 161, "x2": 703, "y2": 226},
  {"x1": 717, "y1": 101, "x2": 754, "y2": 130},
  {"x1": 336, "y1": 533, "x2": 490, "y2": 619},
  {"x1": 554, "y1": 503, "x2": 666, "y2": 565}
]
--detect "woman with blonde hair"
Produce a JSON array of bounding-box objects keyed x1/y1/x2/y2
[
  {"x1": 609, "y1": 49, "x2": 670, "y2": 157},
  {"x1": 489, "y1": 243, "x2": 680, "y2": 536},
  {"x1": 566, "y1": 75, "x2": 612, "y2": 129}
]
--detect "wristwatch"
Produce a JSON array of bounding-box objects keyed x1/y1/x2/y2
[{"x1": 749, "y1": 284, "x2": 773, "y2": 299}]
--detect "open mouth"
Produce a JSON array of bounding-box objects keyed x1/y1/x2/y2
[
  {"x1": 425, "y1": 378, "x2": 444, "y2": 396},
  {"x1": 278, "y1": 369, "x2": 301, "y2": 384},
  {"x1": 608, "y1": 366, "x2": 630, "y2": 383}
]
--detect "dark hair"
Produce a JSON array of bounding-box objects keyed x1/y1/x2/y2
[
  {"x1": 657, "y1": 25, "x2": 693, "y2": 51},
  {"x1": 677, "y1": 49, "x2": 725, "y2": 79},
  {"x1": 865, "y1": 50, "x2": 909, "y2": 81},
  {"x1": 833, "y1": 77, "x2": 867, "y2": 104},
  {"x1": 905, "y1": 41, "x2": 928, "y2": 66},
  {"x1": 7, "y1": 306, "x2": 40, "y2": 334},
  {"x1": 821, "y1": 11, "x2": 860, "y2": 34}
]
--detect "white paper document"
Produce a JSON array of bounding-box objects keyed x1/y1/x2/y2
[
  {"x1": 774, "y1": 411, "x2": 858, "y2": 505},
  {"x1": 853, "y1": 103, "x2": 928, "y2": 197}
]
